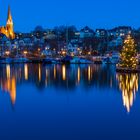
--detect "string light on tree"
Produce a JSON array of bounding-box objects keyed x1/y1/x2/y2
[{"x1": 117, "y1": 35, "x2": 138, "y2": 70}]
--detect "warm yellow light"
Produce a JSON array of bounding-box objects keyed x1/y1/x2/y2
[
  {"x1": 24, "y1": 64, "x2": 28, "y2": 80},
  {"x1": 77, "y1": 67, "x2": 80, "y2": 84},
  {"x1": 117, "y1": 73, "x2": 139, "y2": 113},
  {"x1": 23, "y1": 51, "x2": 28, "y2": 55},
  {"x1": 77, "y1": 48, "x2": 80, "y2": 51},
  {"x1": 54, "y1": 66, "x2": 56, "y2": 79},
  {"x1": 88, "y1": 52, "x2": 91, "y2": 55},
  {"x1": 71, "y1": 53, "x2": 74, "y2": 57},
  {"x1": 62, "y1": 65, "x2": 66, "y2": 81},
  {"x1": 10, "y1": 77, "x2": 16, "y2": 105},
  {"x1": 38, "y1": 64, "x2": 41, "y2": 82},
  {"x1": 88, "y1": 66, "x2": 91, "y2": 82},
  {"x1": 62, "y1": 51, "x2": 66, "y2": 55},
  {"x1": 6, "y1": 64, "x2": 10, "y2": 79},
  {"x1": 5, "y1": 51, "x2": 10, "y2": 55}
]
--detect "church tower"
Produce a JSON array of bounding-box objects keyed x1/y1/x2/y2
[
  {"x1": 6, "y1": 6, "x2": 15, "y2": 39},
  {"x1": 0, "y1": 6, "x2": 15, "y2": 39}
]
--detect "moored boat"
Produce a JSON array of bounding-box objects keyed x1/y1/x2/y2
[
  {"x1": 11, "y1": 57, "x2": 31, "y2": 63},
  {"x1": 0, "y1": 57, "x2": 12, "y2": 64},
  {"x1": 70, "y1": 57, "x2": 92, "y2": 64}
]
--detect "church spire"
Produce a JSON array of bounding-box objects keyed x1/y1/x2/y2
[
  {"x1": 7, "y1": 6, "x2": 13, "y2": 25},
  {"x1": 6, "y1": 5, "x2": 15, "y2": 39},
  {"x1": 0, "y1": 5, "x2": 15, "y2": 39}
]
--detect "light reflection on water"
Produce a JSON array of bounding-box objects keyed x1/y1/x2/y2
[
  {"x1": 0, "y1": 63, "x2": 140, "y2": 139},
  {"x1": 116, "y1": 73, "x2": 139, "y2": 113},
  {"x1": 0, "y1": 63, "x2": 139, "y2": 113}
]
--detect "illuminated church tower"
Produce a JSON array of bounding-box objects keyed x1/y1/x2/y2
[
  {"x1": 0, "y1": 6, "x2": 15, "y2": 39},
  {"x1": 6, "y1": 6, "x2": 15, "y2": 39}
]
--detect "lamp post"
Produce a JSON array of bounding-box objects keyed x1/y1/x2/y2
[
  {"x1": 5, "y1": 51, "x2": 10, "y2": 57},
  {"x1": 23, "y1": 51, "x2": 28, "y2": 57}
]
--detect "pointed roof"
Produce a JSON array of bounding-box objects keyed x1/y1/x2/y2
[{"x1": 7, "y1": 6, "x2": 13, "y2": 23}]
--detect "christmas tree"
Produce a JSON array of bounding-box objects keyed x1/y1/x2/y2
[{"x1": 118, "y1": 35, "x2": 138, "y2": 69}]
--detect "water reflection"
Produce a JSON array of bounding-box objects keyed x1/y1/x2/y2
[
  {"x1": 116, "y1": 73, "x2": 139, "y2": 113},
  {"x1": 88, "y1": 65, "x2": 91, "y2": 82},
  {"x1": 1, "y1": 63, "x2": 140, "y2": 113},
  {"x1": 24, "y1": 64, "x2": 28, "y2": 80},
  {"x1": 6, "y1": 64, "x2": 10, "y2": 79},
  {"x1": 77, "y1": 67, "x2": 80, "y2": 84},
  {"x1": 62, "y1": 65, "x2": 66, "y2": 81},
  {"x1": 54, "y1": 65, "x2": 56, "y2": 80},
  {"x1": 2, "y1": 64, "x2": 16, "y2": 105},
  {"x1": 38, "y1": 64, "x2": 41, "y2": 82}
]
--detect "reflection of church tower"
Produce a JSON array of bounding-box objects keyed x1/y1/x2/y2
[{"x1": 6, "y1": 6, "x2": 15, "y2": 39}]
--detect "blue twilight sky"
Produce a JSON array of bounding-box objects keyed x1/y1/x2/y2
[{"x1": 0, "y1": 0, "x2": 140, "y2": 32}]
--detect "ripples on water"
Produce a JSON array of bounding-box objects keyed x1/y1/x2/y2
[{"x1": 0, "y1": 64, "x2": 140, "y2": 140}]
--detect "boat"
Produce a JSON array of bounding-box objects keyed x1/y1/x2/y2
[
  {"x1": 0, "y1": 57, "x2": 12, "y2": 64},
  {"x1": 11, "y1": 57, "x2": 31, "y2": 63},
  {"x1": 42, "y1": 58, "x2": 59, "y2": 64},
  {"x1": 103, "y1": 56, "x2": 119, "y2": 64},
  {"x1": 93, "y1": 57, "x2": 103, "y2": 64},
  {"x1": 70, "y1": 57, "x2": 92, "y2": 64},
  {"x1": 61, "y1": 56, "x2": 73, "y2": 64}
]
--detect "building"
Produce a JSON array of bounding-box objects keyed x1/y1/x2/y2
[
  {"x1": 0, "y1": 6, "x2": 15, "y2": 39},
  {"x1": 95, "y1": 29, "x2": 107, "y2": 38},
  {"x1": 80, "y1": 26, "x2": 94, "y2": 38},
  {"x1": 108, "y1": 26, "x2": 132, "y2": 37},
  {"x1": 108, "y1": 36, "x2": 123, "y2": 47}
]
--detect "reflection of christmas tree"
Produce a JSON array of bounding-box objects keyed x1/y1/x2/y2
[
  {"x1": 117, "y1": 35, "x2": 138, "y2": 69},
  {"x1": 116, "y1": 73, "x2": 138, "y2": 113}
]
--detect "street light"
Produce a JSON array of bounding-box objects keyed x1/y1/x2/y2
[
  {"x1": 5, "y1": 51, "x2": 10, "y2": 56},
  {"x1": 23, "y1": 51, "x2": 28, "y2": 57},
  {"x1": 23, "y1": 51, "x2": 28, "y2": 55}
]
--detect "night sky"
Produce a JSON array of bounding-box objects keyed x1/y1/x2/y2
[{"x1": 0, "y1": 0, "x2": 140, "y2": 32}]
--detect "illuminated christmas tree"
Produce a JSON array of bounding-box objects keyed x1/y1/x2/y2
[{"x1": 118, "y1": 35, "x2": 138, "y2": 69}]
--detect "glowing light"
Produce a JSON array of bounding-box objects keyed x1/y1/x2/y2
[
  {"x1": 0, "y1": 6, "x2": 15, "y2": 39},
  {"x1": 39, "y1": 64, "x2": 41, "y2": 82},
  {"x1": 23, "y1": 51, "x2": 28, "y2": 55},
  {"x1": 88, "y1": 66, "x2": 91, "y2": 82},
  {"x1": 62, "y1": 51, "x2": 66, "y2": 55},
  {"x1": 117, "y1": 73, "x2": 138, "y2": 113},
  {"x1": 54, "y1": 66, "x2": 56, "y2": 79},
  {"x1": 24, "y1": 64, "x2": 28, "y2": 80},
  {"x1": 10, "y1": 77, "x2": 16, "y2": 105},
  {"x1": 62, "y1": 65, "x2": 66, "y2": 81},
  {"x1": 77, "y1": 67, "x2": 80, "y2": 84},
  {"x1": 88, "y1": 52, "x2": 91, "y2": 55},
  {"x1": 6, "y1": 64, "x2": 10, "y2": 79},
  {"x1": 3, "y1": 76, "x2": 16, "y2": 105},
  {"x1": 5, "y1": 51, "x2": 10, "y2": 56}
]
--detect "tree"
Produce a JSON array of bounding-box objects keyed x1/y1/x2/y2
[
  {"x1": 118, "y1": 35, "x2": 138, "y2": 69},
  {"x1": 34, "y1": 26, "x2": 44, "y2": 32}
]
